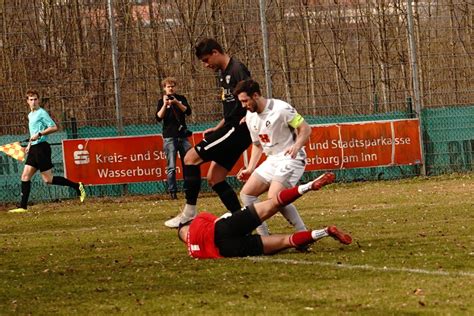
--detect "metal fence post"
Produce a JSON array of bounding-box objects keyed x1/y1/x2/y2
[
  {"x1": 259, "y1": 0, "x2": 272, "y2": 98},
  {"x1": 107, "y1": 0, "x2": 124, "y2": 135},
  {"x1": 406, "y1": 1, "x2": 426, "y2": 176},
  {"x1": 107, "y1": 0, "x2": 128, "y2": 194}
]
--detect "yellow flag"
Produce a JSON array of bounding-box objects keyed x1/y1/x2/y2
[{"x1": 0, "y1": 141, "x2": 26, "y2": 161}]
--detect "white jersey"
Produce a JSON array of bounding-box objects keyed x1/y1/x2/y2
[{"x1": 245, "y1": 98, "x2": 306, "y2": 160}]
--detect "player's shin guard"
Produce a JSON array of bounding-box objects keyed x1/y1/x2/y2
[
  {"x1": 212, "y1": 181, "x2": 241, "y2": 213},
  {"x1": 20, "y1": 180, "x2": 31, "y2": 209},
  {"x1": 183, "y1": 164, "x2": 201, "y2": 205}
]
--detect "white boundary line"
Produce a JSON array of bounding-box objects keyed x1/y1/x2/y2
[{"x1": 244, "y1": 257, "x2": 474, "y2": 277}]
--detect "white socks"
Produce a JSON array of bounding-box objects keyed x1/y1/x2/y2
[
  {"x1": 298, "y1": 181, "x2": 313, "y2": 195},
  {"x1": 182, "y1": 204, "x2": 197, "y2": 218},
  {"x1": 280, "y1": 203, "x2": 307, "y2": 232},
  {"x1": 311, "y1": 228, "x2": 329, "y2": 241},
  {"x1": 241, "y1": 193, "x2": 306, "y2": 235}
]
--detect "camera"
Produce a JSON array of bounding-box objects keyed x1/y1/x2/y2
[{"x1": 167, "y1": 95, "x2": 175, "y2": 101}]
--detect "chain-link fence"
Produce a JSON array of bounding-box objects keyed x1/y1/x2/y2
[{"x1": 0, "y1": 0, "x2": 472, "y2": 203}]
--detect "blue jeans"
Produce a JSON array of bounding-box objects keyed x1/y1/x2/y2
[{"x1": 163, "y1": 137, "x2": 192, "y2": 193}]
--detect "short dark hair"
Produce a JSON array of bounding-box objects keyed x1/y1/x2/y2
[
  {"x1": 234, "y1": 79, "x2": 261, "y2": 97},
  {"x1": 195, "y1": 38, "x2": 224, "y2": 59}
]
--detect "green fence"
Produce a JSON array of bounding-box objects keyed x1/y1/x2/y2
[{"x1": 1, "y1": 105, "x2": 472, "y2": 205}]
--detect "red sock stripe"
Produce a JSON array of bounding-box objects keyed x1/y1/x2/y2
[{"x1": 289, "y1": 235, "x2": 296, "y2": 247}]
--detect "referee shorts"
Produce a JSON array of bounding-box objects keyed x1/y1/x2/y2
[{"x1": 25, "y1": 141, "x2": 54, "y2": 172}]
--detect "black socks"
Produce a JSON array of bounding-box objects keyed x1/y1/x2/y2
[
  {"x1": 184, "y1": 165, "x2": 201, "y2": 205},
  {"x1": 52, "y1": 176, "x2": 80, "y2": 192},
  {"x1": 20, "y1": 180, "x2": 31, "y2": 209},
  {"x1": 212, "y1": 181, "x2": 241, "y2": 213}
]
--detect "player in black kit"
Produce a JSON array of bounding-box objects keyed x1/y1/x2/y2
[{"x1": 165, "y1": 38, "x2": 252, "y2": 228}]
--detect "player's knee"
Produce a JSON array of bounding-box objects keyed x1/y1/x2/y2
[{"x1": 183, "y1": 148, "x2": 200, "y2": 166}]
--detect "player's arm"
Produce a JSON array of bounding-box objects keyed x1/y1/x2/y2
[
  {"x1": 30, "y1": 125, "x2": 58, "y2": 141},
  {"x1": 156, "y1": 98, "x2": 167, "y2": 120},
  {"x1": 285, "y1": 115, "x2": 311, "y2": 159},
  {"x1": 237, "y1": 142, "x2": 263, "y2": 181}
]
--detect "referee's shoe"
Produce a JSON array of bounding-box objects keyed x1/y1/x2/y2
[
  {"x1": 78, "y1": 182, "x2": 86, "y2": 203},
  {"x1": 8, "y1": 207, "x2": 28, "y2": 213}
]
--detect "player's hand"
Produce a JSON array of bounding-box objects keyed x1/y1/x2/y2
[
  {"x1": 284, "y1": 145, "x2": 299, "y2": 159},
  {"x1": 25, "y1": 142, "x2": 31, "y2": 154},
  {"x1": 30, "y1": 134, "x2": 40, "y2": 142},
  {"x1": 163, "y1": 95, "x2": 171, "y2": 108},
  {"x1": 237, "y1": 167, "x2": 252, "y2": 182},
  {"x1": 239, "y1": 116, "x2": 246, "y2": 125}
]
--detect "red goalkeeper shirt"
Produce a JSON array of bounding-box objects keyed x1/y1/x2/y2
[{"x1": 186, "y1": 212, "x2": 223, "y2": 259}]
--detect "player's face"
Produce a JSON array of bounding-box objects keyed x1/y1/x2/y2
[
  {"x1": 199, "y1": 50, "x2": 220, "y2": 71},
  {"x1": 26, "y1": 95, "x2": 39, "y2": 110},
  {"x1": 178, "y1": 225, "x2": 189, "y2": 243},
  {"x1": 238, "y1": 92, "x2": 258, "y2": 113}
]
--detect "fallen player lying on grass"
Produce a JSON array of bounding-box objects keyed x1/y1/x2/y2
[{"x1": 178, "y1": 173, "x2": 352, "y2": 259}]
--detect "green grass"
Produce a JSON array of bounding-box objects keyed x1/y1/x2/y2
[{"x1": 1, "y1": 174, "x2": 473, "y2": 315}]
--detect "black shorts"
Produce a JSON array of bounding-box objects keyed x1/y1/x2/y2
[
  {"x1": 195, "y1": 122, "x2": 251, "y2": 171},
  {"x1": 25, "y1": 142, "x2": 54, "y2": 172},
  {"x1": 214, "y1": 205, "x2": 264, "y2": 257}
]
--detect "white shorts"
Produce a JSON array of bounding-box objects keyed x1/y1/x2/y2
[{"x1": 254, "y1": 155, "x2": 306, "y2": 188}]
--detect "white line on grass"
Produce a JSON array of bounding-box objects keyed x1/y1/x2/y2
[{"x1": 244, "y1": 257, "x2": 474, "y2": 277}]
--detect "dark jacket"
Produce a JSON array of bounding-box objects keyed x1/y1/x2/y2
[{"x1": 156, "y1": 94, "x2": 192, "y2": 138}]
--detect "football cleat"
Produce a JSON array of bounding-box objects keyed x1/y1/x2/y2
[
  {"x1": 327, "y1": 226, "x2": 352, "y2": 245},
  {"x1": 8, "y1": 208, "x2": 28, "y2": 213},
  {"x1": 310, "y1": 172, "x2": 336, "y2": 191}
]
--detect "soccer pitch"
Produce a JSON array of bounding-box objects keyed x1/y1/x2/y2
[{"x1": 1, "y1": 174, "x2": 473, "y2": 315}]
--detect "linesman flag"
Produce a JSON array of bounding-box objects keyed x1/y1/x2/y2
[{"x1": 0, "y1": 141, "x2": 26, "y2": 162}]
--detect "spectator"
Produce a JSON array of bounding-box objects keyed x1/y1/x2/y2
[{"x1": 156, "y1": 77, "x2": 192, "y2": 199}]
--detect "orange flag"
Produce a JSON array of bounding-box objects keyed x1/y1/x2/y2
[{"x1": 0, "y1": 141, "x2": 26, "y2": 161}]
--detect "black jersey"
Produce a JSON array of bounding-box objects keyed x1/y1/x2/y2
[
  {"x1": 219, "y1": 57, "x2": 251, "y2": 124},
  {"x1": 156, "y1": 94, "x2": 192, "y2": 138}
]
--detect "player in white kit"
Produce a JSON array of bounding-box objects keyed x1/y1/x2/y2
[{"x1": 234, "y1": 79, "x2": 312, "y2": 237}]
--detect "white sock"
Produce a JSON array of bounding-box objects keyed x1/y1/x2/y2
[
  {"x1": 311, "y1": 228, "x2": 329, "y2": 241},
  {"x1": 280, "y1": 204, "x2": 306, "y2": 232},
  {"x1": 240, "y1": 193, "x2": 259, "y2": 206},
  {"x1": 256, "y1": 221, "x2": 270, "y2": 236},
  {"x1": 182, "y1": 204, "x2": 197, "y2": 218},
  {"x1": 240, "y1": 193, "x2": 270, "y2": 236},
  {"x1": 298, "y1": 181, "x2": 313, "y2": 195}
]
